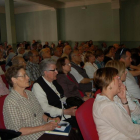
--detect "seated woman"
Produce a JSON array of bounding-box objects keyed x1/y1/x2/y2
[
  {"x1": 3, "y1": 65, "x2": 78, "y2": 140},
  {"x1": 84, "y1": 51, "x2": 98, "y2": 79},
  {"x1": 56, "y1": 57, "x2": 90, "y2": 101},
  {"x1": 106, "y1": 60, "x2": 140, "y2": 124},
  {"x1": 93, "y1": 67, "x2": 140, "y2": 140}
]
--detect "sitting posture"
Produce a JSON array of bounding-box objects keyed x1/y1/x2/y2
[
  {"x1": 56, "y1": 57, "x2": 90, "y2": 101},
  {"x1": 93, "y1": 67, "x2": 140, "y2": 140}
]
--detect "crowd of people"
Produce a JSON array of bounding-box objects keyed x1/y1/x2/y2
[{"x1": 1, "y1": 39, "x2": 140, "y2": 139}]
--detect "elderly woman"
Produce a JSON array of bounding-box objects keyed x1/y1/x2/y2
[
  {"x1": 93, "y1": 67, "x2": 140, "y2": 140},
  {"x1": 56, "y1": 57, "x2": 90, "y2": 101},
  {"x1": 84, "y1": 51, "x2": 98, "y2": 79},
  {"x1": 3, "y1": 65, "x2": 77, "y2": 140}
]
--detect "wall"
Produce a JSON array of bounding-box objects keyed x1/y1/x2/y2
[
  {"x1": 0, "y1": 13, "x2": 7, "y2": 43},
  {"x1": 57, "y1": 3, "x2": 120, "y2": 47},
  {"x1": 15, "y1": 10, "x2": 58, "y2": 45},
  {"x1": 120, "y1": 0, "x2": 140, "y2": 48}
]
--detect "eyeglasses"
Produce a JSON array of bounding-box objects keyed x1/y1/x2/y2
[
  {"x1": 48, "y1": 69, "x2": 57, "y2": 72},
  {"x1": 16, "y1": 73, "x2": 28, "y2": 78},
  {"x1": 65, "y1": 63, "x2": 71, "y2": 66}
]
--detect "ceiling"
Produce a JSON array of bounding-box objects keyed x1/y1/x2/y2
[{"x1": 0, "y1": 0, "x2": 111, "y2": 8}]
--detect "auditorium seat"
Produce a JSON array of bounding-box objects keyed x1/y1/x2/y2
[{"x1": 76, "y1": 98, "x2": 99, "y2": 140}]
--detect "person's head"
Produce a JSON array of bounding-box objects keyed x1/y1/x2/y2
[
  {"x1": 39, "y1": 48, "x2": 51, "y2": 60},
  {"x1": 12, "y1": 56, "x2": 26, "y2": 69},
  {"x1": 94, "y1": 67, "x2": 120, "y2": 94},
  {"x1": 7, "y1": 48, "x2": 14, "y2": 56},
  {"x1": 78, "y1": 46, "x2": 84, "y2": 54},
  {"x1": 69, "y1": 50, "x2": 82, "y2": 64},
  {"x1": 104, "y1": 46, "x2": 115, "y2": 57},
  {"x1": 58, "y1": 40, "x2": 62, "y2": 45},
  {"x1": 54, "y1": 47, "x2": 62, "y2": 57},
  {"x1": 113, "y1": 44, "x2": 120, "y2": 52},
  {"x1": 115, "y1": 48, "x2": 132, "y2": 68},
  {"x1": 45, "y1": 42, "x2": 49, "y2": 46},
  {"x1": 25, "y1": 43, "x2": 30, "y2": 50},
  {"x1": 17, "y1": 47, "x2": 25, "y2": 55},
  {"x1": 95, "y1": 49, "x2": 104, "y2": 62},
  {"x1": 56, "y1": 57, "x2": 71, "y2": 74},
  {"x1": 89, "y1": 45, "x2": 95, "y2": 51},
  {"x1": 84, "y1": 51, "x2": 96, "y2": 63},
  {"x1": 83, "y1": 44, "x2": 89, "y2": 52},
  {"x1": 105, "y1": 60, "x2": 127, "y2": 82},
  {"x1": 102, "y1": 42, "x2": 107, "y2": 48},
  {"x1": 63, "y1": 45, "x2": 72, "y2": 55},
  {"x1": 32, "y1": 43, "x2": 37, "y2": 50},
  {"x1": 32, "y1": 40, "x2": 36, "y2": 44},
  {"x1": 5, "y1": 65, "x2": 29, "y2": 88},
  {"x1": 37, "y1": 43, "x2": 42, "y2": 50},
  {"x1": 39, "y1": 59, "x2": 58, "y2": 82},
  {"x1": 27, "y1": 50, "x2": 39, "y2": 64}
]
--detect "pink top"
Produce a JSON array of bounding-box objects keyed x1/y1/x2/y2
[{"x1": 0, "y1": 76, "x2": 9, "y2": 96}]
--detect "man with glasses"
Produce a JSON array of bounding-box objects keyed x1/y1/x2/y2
[
  {"x1": 115, "y1": 48, "x2": 140, "y2": 99},
  {"x1": 32, "y1": 59, "x2": 77, "y2": 122},
  {"x1": 26, "y1": 50, "x2": 41, "y2": 82}
]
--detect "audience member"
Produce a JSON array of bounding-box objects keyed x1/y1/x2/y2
[
  {"x1": 101, "y1": 42, "x2": 107, "y2": 51},
  {"x1": 103, "y1": 46, "x2": 115, "y2": 65},
  {"x1": 84, "y1": 51, "x2": 98, "y2": 79},
  {"x1": 39, "y1": 48, "x2": 51, "y2": 61},
  {"x1": 61, "y1": 45, "x2": 72, "y2": 58},
  {"x1": 93, "y1": 67, "x2": 140, "y2": 140},
  {"x1": 56, "y1": 57, "x2": 90, "y2": 101},
  {"x1": 115, "y1": 48, "x2": 140, "y2": 99},
  {"x1": 4, "y1": 65, "x2": 77, "y2": 140},
  {"x1": 26, "y1": 50, "x2": 41, "y2": 81},
  {"x1": 95, "y1": 49, "x2": 104, "y2": 68},
  {"x1": 17, "y1": 47, "x2": 25, "y2": 57},
  {"x1": 51, "y1": 47, "x2": 62, "y2": 62},
  {"x1": 69, "y1": 51, "x2": 92, "y2": 94},
  {"x1": 32, "y1": 59, "x2": 77, "y2": 121}
]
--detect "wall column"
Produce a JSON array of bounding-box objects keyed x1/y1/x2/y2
[{"x1": 5, "y1": 0, "x2": 17, "y2": 51}]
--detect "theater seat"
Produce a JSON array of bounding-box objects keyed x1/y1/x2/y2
[
  {"x1": 76, "y1": 98, "x2": 99, "y2": 140},
  {"x1": 0, "y1": 95, "x2": 7, "y2": 129},
  {"x1": 1, "y1": 75, "x2": 9, "y2": 89},
  {"x1": 94, "y1": 89, "x2": 101, "y2": 98}
]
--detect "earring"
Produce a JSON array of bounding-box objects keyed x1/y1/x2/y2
[{"x1": 109, "y1": 87, "x2": 112, "y2": 90}]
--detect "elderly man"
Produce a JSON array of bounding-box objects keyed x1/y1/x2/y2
[
  {"x1": 61, "y1": 45, "x2": 72, "y2": 58},
  {"x1": 39, "y1": 48, "x2": 51, "y2": 61},
  {"x1": 26, "y1": 50, "x2": 41, "y2": 82},
  {"x1": 17, "y1": 47, "x2": 25, "y2": 57},
  {"x1": 115, "y1": 48, "x2": 140, "y2": 99},
  {"x1": 51, "y1": 47, "x2": 62, "y2": 62},
  {"x1": 32, "y1": 59, "x2": 77, "y2": 122},
  {"x1": 69, "y1": 50, "x2": 93, "y2": 94}
]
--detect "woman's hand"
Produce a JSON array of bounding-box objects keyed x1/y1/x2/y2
[
  {"x1": 44, "y1": 121, "x2": 58, "y2": 131},
  {"x1": 117, "y1": 80, "x2": 127, "y2": 101}
]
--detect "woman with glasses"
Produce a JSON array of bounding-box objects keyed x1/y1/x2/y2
[
  {"x1": 3, "y1": 65, "x2": 78, "y2": 140},
  {"x1": 56, "y1": 57, "x2": 90, "y2": 101},
  {"x1": 93, "y1": 67, "x2": 140, "y2": 140}
]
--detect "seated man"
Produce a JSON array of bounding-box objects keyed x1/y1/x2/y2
[
  {"x1": 61, "y1": 45, "x2": 72, "y2": 59},
  {"x1": 39, "y1": 48, "x2": 51, "y2": 61},
  {"x1": 51, "y1": 47, "x2": 62, "y2": 62},
  {"x1": 115, "y1": 48, "x2": 140, "y2": 99},
  {"x1": 26, "y1": 50, "x2": 41, "y2": 82},
  {"x1": 69, "y1": 50, "x2": 93, "y2": 94},
  {"x1": 32, "y1": 59, "x2": 77, "y2": 121}
]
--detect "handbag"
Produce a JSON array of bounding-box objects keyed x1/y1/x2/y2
[{"x1": 64, "y1": 96, "x2": 84, "y2": 109}]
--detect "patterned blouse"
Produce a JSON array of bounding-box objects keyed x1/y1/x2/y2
[{"x1": 3, "y1": 89, "x2": 45, "y2": 140}]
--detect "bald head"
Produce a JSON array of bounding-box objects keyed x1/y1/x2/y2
[{"x1": 63, "y1": 45, "x2": 72, "y2": 55}]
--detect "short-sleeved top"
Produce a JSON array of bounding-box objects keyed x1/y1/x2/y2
[{"x1": 3, "y1": 89, "x2": 45, "y2": 140}]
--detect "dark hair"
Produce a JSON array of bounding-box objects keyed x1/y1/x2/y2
[
  {"x1": 5, "y1": 65, "x2": 24, "y2": 87},
  {"x1": 25, "y1": 43, "x2": 30, "y2": 50},
  {"x1": 104, "y1": 46, "x2": 115, "y2": 55},
  {"x1": 115, "y1": 48, "x2": 130, "y2": 60},
  {"x1": 95, "y1": 49, "x2": 104, "y2": 58},
  {"x1": 32, "y1": 43, "x2": 37, "y2": 48},
  {"x1": 56, "y1": 57, "x2": 67, "y2": 74},
  {"x1": 93, "y1": 67, "x2": 118, "y2": 91}
]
